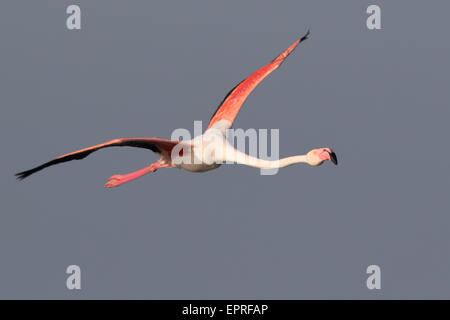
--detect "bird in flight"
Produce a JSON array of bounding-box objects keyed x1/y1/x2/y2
[{"x1": 15, "y1": 30, "x2": 337, "y2": 188}]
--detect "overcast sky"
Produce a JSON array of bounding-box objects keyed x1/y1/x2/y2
[{"x1": 1, "y1": 0, "x2": 449, "y2": 298}]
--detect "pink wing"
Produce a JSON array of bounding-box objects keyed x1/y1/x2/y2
[
  {"x1": 207, "y1": 31, "x2": 309, "y2": 130},
  {"x1": 15, "y1": 137, "x2": 179, "y2": 179}
]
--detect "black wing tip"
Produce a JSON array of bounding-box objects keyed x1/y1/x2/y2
[
  {"x1": 15, "y1": 171, "x2": 31, "y2": 180},
  {"x1": 15, "y1": 167, "x2": 41, "y2": 180},
  {"x1": 300, "y1": 29, "x2": 310, "y2": 42}
]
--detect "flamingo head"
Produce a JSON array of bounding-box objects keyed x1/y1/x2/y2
[{"x1": 307, "y1": 148, "x2": 338, "y2": 166}]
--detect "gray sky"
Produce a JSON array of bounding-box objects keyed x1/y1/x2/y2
[{"x1": 1, "y1": 0, "x2": 449, "y2": 299}]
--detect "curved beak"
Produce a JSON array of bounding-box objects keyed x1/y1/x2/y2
[{"x1": 328, "y1": 151, "x2": 338, "y2": 165}]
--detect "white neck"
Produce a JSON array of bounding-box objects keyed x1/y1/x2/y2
[{"x1": 219, "y1": 144, "x2": 309, "y2": 169}]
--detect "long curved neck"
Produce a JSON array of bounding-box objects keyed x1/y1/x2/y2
[
  {"x1": 220, "y1": 144, "x2": 309, "y2": 169},
  {"x1": 240, "y1": 154, "x2": 308, "y2": 169}
]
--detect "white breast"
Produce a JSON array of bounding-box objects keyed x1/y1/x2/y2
[{"x1": 171, "y1": 129, "x2": 226, "y2": 172}]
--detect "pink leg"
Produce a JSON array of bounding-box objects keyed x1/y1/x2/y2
[{"x1": 104, "y1": 159, "x2": 169, "y2": 188}]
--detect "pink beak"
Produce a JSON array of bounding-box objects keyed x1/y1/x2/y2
[
  {"x1": 328, "y1": 151, "x2": 338, "y2": 165},
  {"x1": 319, "y1": 149, "x2": 338, "y2": 165}
]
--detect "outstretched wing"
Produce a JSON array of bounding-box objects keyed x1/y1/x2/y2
[
  {"x1": 207, "y1": 31, "x2": 309, "y2": 130},
  {"x1": 15, "y1": 137, "x2": 179, "y2": 180}
]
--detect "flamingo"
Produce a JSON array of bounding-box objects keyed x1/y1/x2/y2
[{"x1": 15, "y1": 30, "x2": 337, "y2": 188}]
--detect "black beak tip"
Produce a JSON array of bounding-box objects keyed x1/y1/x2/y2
[{"x1": 330, "y1": 152, "x2": 338, "y2": 165}]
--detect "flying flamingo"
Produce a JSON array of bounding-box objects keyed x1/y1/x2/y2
[{"x1": 15, "y1": 30, "x2": 337, "y2": 188}]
